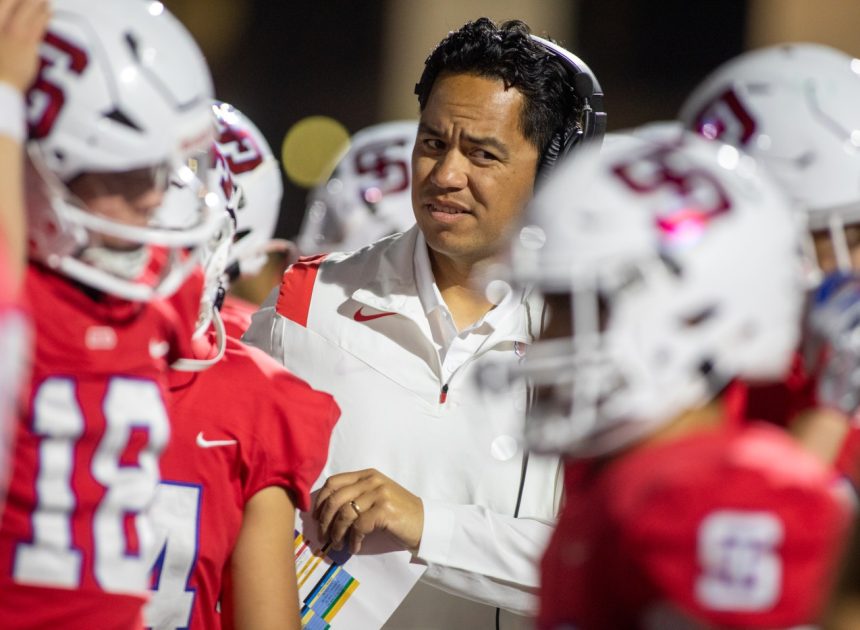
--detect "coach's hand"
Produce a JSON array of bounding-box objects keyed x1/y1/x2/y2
[{"x1": 314, "y1": 468, "x2": 423, "y2": 555}]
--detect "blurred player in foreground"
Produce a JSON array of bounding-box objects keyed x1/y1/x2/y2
[
  {"x1": 492, "y1": 127, "x2": 852, "y2": 628},
  {"x1": 0, "y1": 1, "x2": 220, "y2": 627}
]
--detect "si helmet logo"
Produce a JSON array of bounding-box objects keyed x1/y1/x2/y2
[
  {"x1": 28, "y1": 32, "x2": 90, "y2": 139},
  {"x1": 353, "y1": 138, "x2": 411, "y2": 206},
  {"x1": 612, "y1": 143, "x2": 732, "y2": 247},
  {"x1": 692, "y1": 88, "x2": 758, "y2": 147}
]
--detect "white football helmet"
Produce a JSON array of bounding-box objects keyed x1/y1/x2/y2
[
  {"x1": 505, "y1": 126, "x2": 804, "y2": 457},
  {"x1": 25, "y1": 0, "x2": 221, "y2": 301},
  {"x1": 679, "y1": 43, "x2": 860, "y2": 274},
  {"x1": 297, "y1": 120, "x2": 417, "y2": 254},
  {"x1": 212, "y1": 101, "x2": 286, "y2": 279}
]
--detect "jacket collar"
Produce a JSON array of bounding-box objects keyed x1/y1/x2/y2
[
  {"x1": 349, "y1": 225, "x2": 542, "y2": 347},
  {"x1": 349, "y1": 226, "x2": 430, "y2": 327}
]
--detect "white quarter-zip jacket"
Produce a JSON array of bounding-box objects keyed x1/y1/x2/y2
[{"x1": 244, "y1": 226, "x2": 562, "y2": 628}]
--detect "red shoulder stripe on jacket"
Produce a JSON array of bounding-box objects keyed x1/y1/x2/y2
[{"x1": 276, "y1": 254, "x2": 326, "y2": 327}]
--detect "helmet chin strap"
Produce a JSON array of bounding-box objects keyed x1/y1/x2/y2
[{"x1": 170, "y1": 308, "x2": 227, "y2": 372}]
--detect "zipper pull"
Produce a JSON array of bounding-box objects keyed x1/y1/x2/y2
[{"x1": 439, "y1": 383, "x2": 449, "y2": 404}]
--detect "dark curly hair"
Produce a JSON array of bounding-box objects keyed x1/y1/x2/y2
[{"x1": 414, "y1": 18, "x2": 580, "y2": 161}]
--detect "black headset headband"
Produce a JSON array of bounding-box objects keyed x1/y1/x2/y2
[{"x1": 529, "y1": 34, "x2": 607, "y2": 175}]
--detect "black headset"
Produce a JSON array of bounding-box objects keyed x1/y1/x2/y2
[{"x1": 530, "y1": 35, "x2": 607, "y2": 176}]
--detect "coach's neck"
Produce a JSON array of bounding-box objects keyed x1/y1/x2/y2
[{"x1": 428, "y1": 246, "x2": 497, "y2": 332}]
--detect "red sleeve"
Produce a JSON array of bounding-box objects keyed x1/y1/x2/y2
[
  {"x1": 219, "y1": 294, "x2": 258, "y2": 339},
  {"x1": 235, "y1": 339, "x2": 339, "y2": 511},
  {"x1": 275, "y1": 254, "x2": 326, "y2": 328}
]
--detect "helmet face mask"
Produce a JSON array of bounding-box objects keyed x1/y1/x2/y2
[
  {"x1": 297, "y1": 120, "x2": 418, "y2": 254},
  {"x1": 25, "y1": 0, "x2": 219, "y2": 301},
  {"x1": 679, "y1": 43, "x2": 860, "y2": 278},
  {"x1": 506, "y1": 128, "x2": 804, "y2": 457},
  {"x1": 158, "y1": 142, "x2": 237, "y2": 373}
]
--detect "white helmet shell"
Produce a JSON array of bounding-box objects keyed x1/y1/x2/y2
[
  {"x1": 30, "y1": 0, "x2": 214, "y2": 179},
  {"x1": 25, "y1": 0, "x2": 219, "y2": 301},
  {"x1": 679, "y1": 43, "x2": 860, "y2": 270}
]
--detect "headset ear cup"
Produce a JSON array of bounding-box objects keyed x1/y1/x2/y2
[
  {"x1": 529, "y1": 34, "x2": 606, "y2": 177},
  {"x1": 539, "y1": 122, "x2": 584, "y2": 177},
  {"x1": 538, "y1": 131, "x2": 565, "y2": 175}
]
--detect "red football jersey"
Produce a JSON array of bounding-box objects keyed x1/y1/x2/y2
[
  {"x1": 742, "y1": 351, "x2": 817, "y2": 429},
  {"x1": 219, "y1": 293, "x2": 258, "y2": 340},
  {"x1": 144, "y1": 334, "x2": 339, "y2": 629},
  {"x1": 539, "y1": 423, "x2": 851, "y2": 630},
  {"x1": 0, "y1": 264, "x2": 196, "y2": 630}
]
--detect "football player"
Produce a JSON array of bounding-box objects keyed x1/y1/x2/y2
[
  {"x1": 497, "y1": 127, "x2": 851, "y2": 628},
  {"x1": 296, "y1": 119, "x2": 417, "y2": 255},
  {"x1": 679, "y1": 43, "x2": 860, "y2": 485},
  {"x1": 0, "y1": 1, "x2": 220, "y2": 628},
  {"x1": 210, "y1": 101, "x2": 291, "y2": 337},
  {"x1": 145, "y1": 110, "x2": 340, "y2": 630}
]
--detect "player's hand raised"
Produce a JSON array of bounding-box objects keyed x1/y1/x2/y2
[{"x1": 0, "y1": 0, "x2": 50, "y2": 92}]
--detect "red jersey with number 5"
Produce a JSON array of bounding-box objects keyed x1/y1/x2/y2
[
  {"x1": 0, "y1": 264, "x2": 196, "y2": 630},
  {"x1": 539, "y1": 423, "x2": 851, "y2": 630}
]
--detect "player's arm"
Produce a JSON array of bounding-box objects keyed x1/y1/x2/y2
[
  {"x1": 0, "y1": 0, "x2": 50, "y2": 286},
  {"x1": 221, "y1": 486, "x2": 302, "y2": 630},
  {"x1": 789, "y1": 407, "x2": 850, "y2": 466}
]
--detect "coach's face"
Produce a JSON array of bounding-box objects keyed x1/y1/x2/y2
[{"x1": 412, "y1": 72, "x2": 540, "y2": 268}]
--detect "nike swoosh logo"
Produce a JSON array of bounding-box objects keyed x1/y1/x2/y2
[
  {"x1": 149, "y1": 339, "x2": 171, "y2": 359},
  {"x1": 196, "y1": 432, "x2": 238, "y2": 448},
  {"x1": 353, "y1": 307, "x2": 397, "y2": 322}
]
